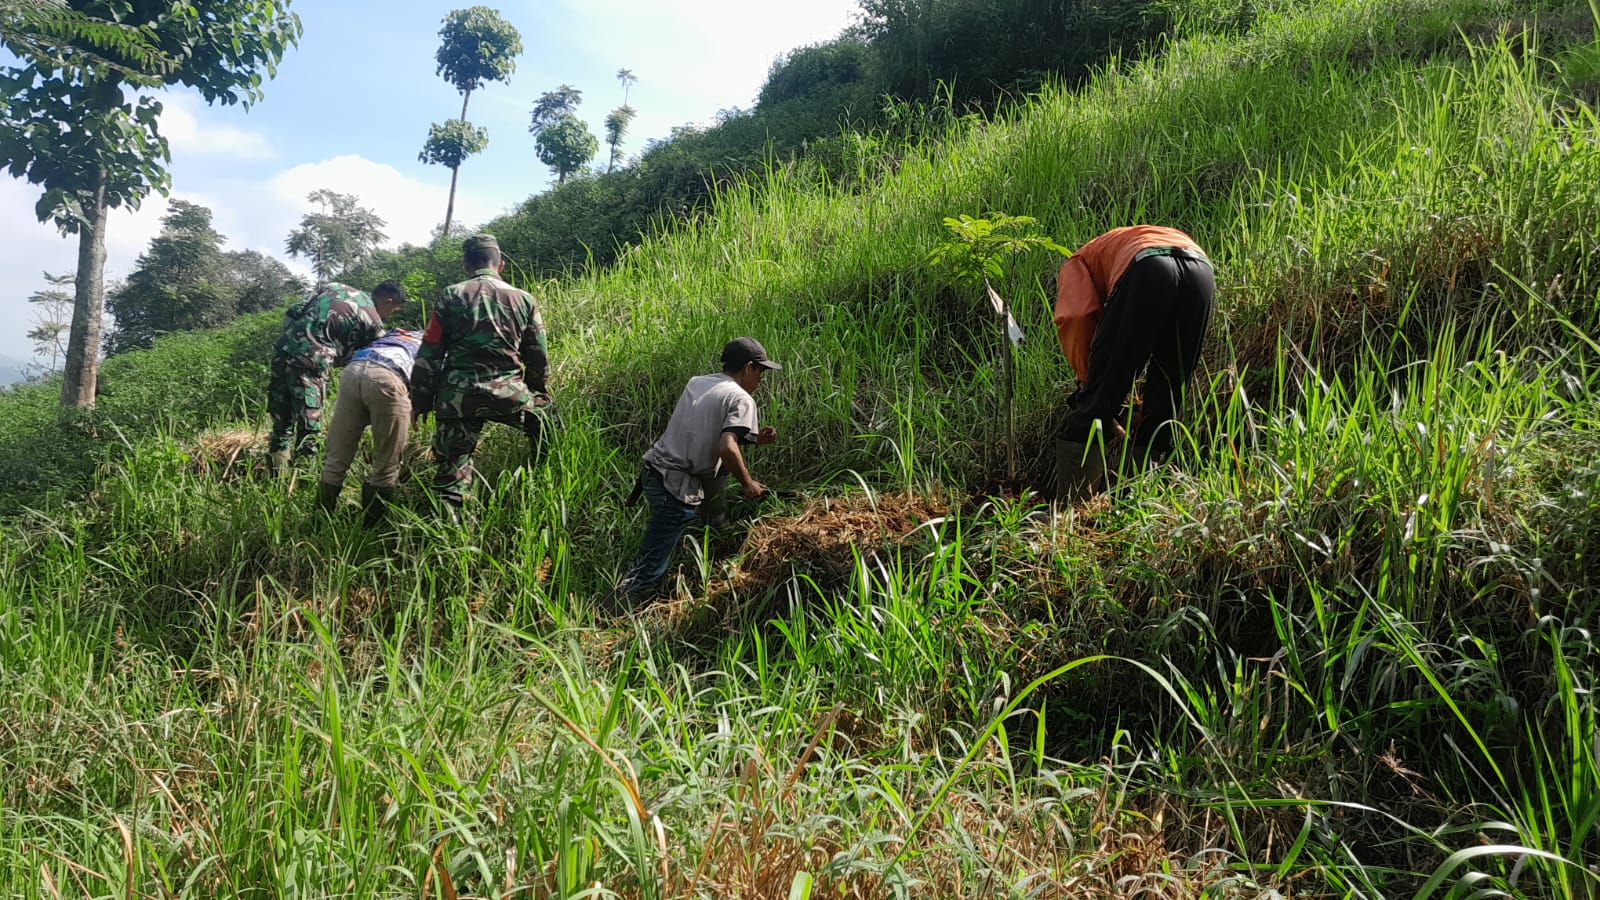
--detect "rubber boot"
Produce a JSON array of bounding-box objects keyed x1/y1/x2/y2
[
  {"x1": 315, "y1": 480, "x2": 342, "y2": 515},
  {"x1": 1055, "y1": 439, "x2": 1105, "y2": 504},
  {"x1": 361, "y1": 484, "x2": 395, "y2": 527},
  {"x1": 267, "y1": 449, "x2": 291, "y2": 475},
  {"x1": 433, "y1": 492, "x2": 464, "y2": 525}
]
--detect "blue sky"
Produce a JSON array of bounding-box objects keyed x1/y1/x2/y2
[{"x1": 0, "y1": 0, "x2": 862, "y2": 366}]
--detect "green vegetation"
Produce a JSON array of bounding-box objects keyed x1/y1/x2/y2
[
  {"x1": 441, "y1": 0, "x2": 1178, "y2": 282},
  {"x1": 0, "y1": 311, "x2": 278, "y2": 507},
  {"x1": 106, "y1": 201, "x2": 307, "y2": 356},
  {"x1": 3, "y1": 0, "x2": 1600, "y2": 896},
  {"x1": 530, "y1": 84, "x2": 602, "y2": 185},
  {"x1": 284, "y1": 189, "x2": 389, "y2": 284},
  {"x1": 928, "y1": 214, "x2": 1069, "y2": 482},
  {"x1": 0, "y1": 0, "x2": 301, "y2": 412}
]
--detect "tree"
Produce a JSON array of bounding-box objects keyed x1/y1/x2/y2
[
  {"x1": 26, "y1": 271, "x2": 74, "y2": 375},
  {"x1": 530, "y1": 85, "x2": 597, "y2": 184},
  {"x1": 422, "y1": 6, "x2": 522, "y2": 236},
  {"x1": 529, "y1": 83, "x2": 583, "y2": 130},
  {"x1": 0, "y1": 0, "x2": 174, "y2": 81},
  {"x1": 603, "y1": 105, "x2": 636, "y2": 173},
  {"x1": 0, "y1": 0, "x2": 300, "y2": 414},
  {"x1": 285, "y1": 190, "x2": 388, "y2": 282},
  {"x1": 857, "y1": 0, "x2": 937, "y2": 101},
  {"x1": 222, "y1": 249, "x2": 308, "y2": 315},
  {"x1": 604, "y1": 68, "x2": 639, "y2": 173},
  {"x1": 109, "y1": 203, "x2": 308, "y2": 353},
  {"x1": 420, "y1": 118, "x2": 489, "y2": 219},
  {"x1": 536, "y1": 114, "x2": 600, "y2": 184},
  {"x1": 106, "y1": 200, "x2": 234, "y2": 354}
]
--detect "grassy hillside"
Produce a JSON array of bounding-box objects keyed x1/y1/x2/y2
[
  {"x1": 0, "y1": 312, "x2": 279, "y2": 511},
  {"x1": 3, "y1": 0, "x2": 1599, "y2": 896}
]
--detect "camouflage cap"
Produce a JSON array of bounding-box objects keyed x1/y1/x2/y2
[{"x1": 462, "y1": 233, "x2": 501, "y2": 255}]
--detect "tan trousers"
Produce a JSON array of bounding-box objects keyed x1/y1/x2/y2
[{"x1": 321, "y1": 360, "x2": 411, "y2": 489}]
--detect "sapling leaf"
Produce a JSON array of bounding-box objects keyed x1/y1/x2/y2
[{"x1": 928, "y1": 212, "x2": 1070, "y2": 481}]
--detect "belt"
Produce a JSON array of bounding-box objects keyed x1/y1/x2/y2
[
  {"x1": 1134, "y1": 245, "x2": 1213, "y2": 269},
  {"x1": 350, "y1": 356, "x2": 412, "y2": 381}
]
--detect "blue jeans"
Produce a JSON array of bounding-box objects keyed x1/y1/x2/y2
[{"x1": 616, "y1": 469, "x2": 701, "y2": 601}]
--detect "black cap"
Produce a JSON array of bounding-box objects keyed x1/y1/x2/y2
[{"x1": 721, "y1": 336, "x2": 781, "y2": 371}]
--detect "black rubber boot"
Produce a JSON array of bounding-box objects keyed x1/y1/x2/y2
[
  {"x1": 432, "y1": 491, "x2": 464, "y2": 525},
  {"x1": 1055, "y1": 439, "x2": 1106, "y2": 504},
  {"x1": 315, "y1": 480, "x2": 342, "y2": 514},
  {"x1": 361, "y1": 484, "x2": 395, "y2": 527}
]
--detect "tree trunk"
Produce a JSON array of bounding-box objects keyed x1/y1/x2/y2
[
  {"x1": 59, "y1": 172, "x2": 108, "y2": 413},
  {"x1": 441, "y1": 89, "x2": 473, "y2": 237},
  {"x1": 443, "y1": 165, "x2": 460, "y2": 237}
]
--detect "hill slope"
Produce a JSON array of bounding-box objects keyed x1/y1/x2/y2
[{"x1": 3, "y1": 0, "x2": 1599, "y2": 896}]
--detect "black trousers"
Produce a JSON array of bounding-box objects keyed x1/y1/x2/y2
[{"x1": 1062, "y1": 252, "x2": 1215, "y2": 457}]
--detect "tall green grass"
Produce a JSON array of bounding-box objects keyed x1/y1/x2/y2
[{"x1": 3, "y1": 0, "x2": 1600, "y2": 896}]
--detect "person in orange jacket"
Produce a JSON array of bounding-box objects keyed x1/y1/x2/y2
[{"x1": 1052, "y1": 225, "x2": 1215, "y2": 501}]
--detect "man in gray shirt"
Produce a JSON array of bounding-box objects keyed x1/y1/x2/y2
[{"x1": 612, "y1": 337, "x2": 780, "y2": 608}]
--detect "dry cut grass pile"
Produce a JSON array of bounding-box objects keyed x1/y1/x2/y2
[
  {"x1": 188, "y1": 426, "x2": 434, "y2": 480},
  {"x1": 644, "y1": 491, "x2": 950, "y2": 631},
  {"x1": 726, "y1": 491, "x2": 949, "y2": 596},
  {"x1": 190, "y1": 427, "x2": 262, "y2": 477}
]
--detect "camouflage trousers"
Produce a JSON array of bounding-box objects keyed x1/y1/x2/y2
[
  {"x1": 431, "y1": 406, "x2": 556, "y2": 507},
  {"x1": 266, "y1": 355, "x2": 327, "y2": 457}
]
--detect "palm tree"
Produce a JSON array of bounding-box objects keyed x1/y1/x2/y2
[{"x1": 616, "y1": 67, "x2": 637, "y2": 105}]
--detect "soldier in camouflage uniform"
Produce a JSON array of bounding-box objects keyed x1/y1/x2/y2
[
  {"x1": 267, "y1": 280, "x2": 408, "y2": 468},
  {"x1": 411, "y1": 234, "x2": 555, "y2": 512}
]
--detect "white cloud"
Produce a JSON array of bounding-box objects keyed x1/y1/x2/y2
[
  {"x1": 160, "y1": 93, "x2": 277, "y2": 162},
  {"x1": 0, "y1": 180, "x2": 176, "y2": 361},
  {"x1": 556, "y1": 0, "x2": 860, "y2": 100}
]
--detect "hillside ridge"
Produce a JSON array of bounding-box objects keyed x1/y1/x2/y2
[{"x1": 3, "y1": 1, "x2": 1598, "y2": 896}]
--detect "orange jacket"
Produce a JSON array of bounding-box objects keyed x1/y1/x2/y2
[{"x1": 1054, "y1": 225, "x2": 1205, "y2": 383}]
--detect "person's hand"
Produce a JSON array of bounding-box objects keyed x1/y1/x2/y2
[
  {"x1": 741, "y1": 480, "x2": 767, "y2": 500},
  {"x1": 756, "y1": 426, "x2": 777, "y2": 446}
]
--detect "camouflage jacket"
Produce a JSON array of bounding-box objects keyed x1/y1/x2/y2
[
  {"x1": 412, "y1": 269, "x2": 550, "y2": 419},
  {"x1": 272, "y1": 283, "x2": 385, "y2": 374}
]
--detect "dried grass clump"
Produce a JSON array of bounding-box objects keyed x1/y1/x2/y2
[
  {"x1": 188, "y1": 426, "x2": 435, "y2": 482},
  {"x1": 645, "y1": 491, "x2": 950, "y2": 632},
  {"x1": 1229, "y1": 216, "x2": 1505, "y2": 386},
  {"x1": 670, "y1": 777, "x2": 1238, "y2": 900},
  {"x1": 190, "y1": 427, "x2": 263, "y2": 478},
  {"x1": 727, "y1": 491, "x2": 949, "y2": 598}
]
